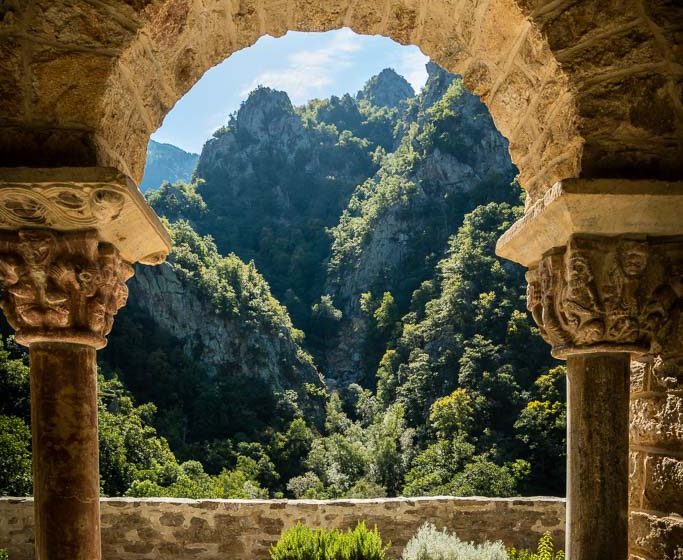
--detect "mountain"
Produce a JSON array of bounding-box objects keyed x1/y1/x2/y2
[
  {"x1": 325, "y1": 62, "x2": 519, "y2": 384},
  {"x1": 0, "y1": 66, "x2": 566, "y2": 501},
  {"x1": 357, "y1": 68, "x2": 414, "y2": 109},
  {"x1": 139, "y1": 140, "x2": 199, "y2": 192},
  {"x1": 176, "y1": 85, "x2": 384, "y2": 331}
]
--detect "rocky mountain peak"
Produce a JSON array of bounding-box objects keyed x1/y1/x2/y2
[
  {"x1": 235, "y1": 86, "x2": 299, "y2": 138},
  {"x1": 357, "y1": 68, "x2": 414, "y2": 109}
]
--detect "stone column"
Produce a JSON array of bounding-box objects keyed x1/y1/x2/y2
[
  {"x1": 566, "y1": 353, "x2": 630, "y2": 558},
  {"x1": 497, "y1": 179, "x2": 683, "y2": 559},
  {"x1": 0, "y1": 168, "x2": 171, "y2": 560}
]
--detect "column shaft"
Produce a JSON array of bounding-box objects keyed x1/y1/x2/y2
[
  {"x1": 566, "y1": 353, "x2": 630, "y2": 560},
  {"x1": 30, "y1": 342, "x2": 101, "y2": 560}
]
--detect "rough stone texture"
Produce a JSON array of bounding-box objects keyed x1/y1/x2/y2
[
  {"x1": 496, "y1": 179, "x2": 683, "y2": 267},
  {"x1": 2, "y1": 0, "x2": 681, "y2": 202},
  {"x1": 0, "y1": 167, "x2": 171, "y2": 265},
  {"x1": 0, "y1": 497, "x2": 565, "y2": 560},
  {"x1": 630, "y1": 357, "x2": 683, "y2": 560},
  {"x1": 0, "y1": 229, "x2": 134, "y2": 350}
]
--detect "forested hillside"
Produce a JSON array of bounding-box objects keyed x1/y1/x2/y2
[
  {"x1": 140, "y1": 140, "x2": 198, "y2": 192},
  {"x1": 0, "y1": 64, "x2": 565, "y2": 500}
]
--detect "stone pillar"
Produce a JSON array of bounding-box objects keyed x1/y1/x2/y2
[
  {"x1": 566, "y1": 353, "x2": 630, "y2": 559},
  {"x1": 496, "y1": 179, "x2": 683, "y2": 559},
  {"x1": 30, "y1": 343, "x2": 100, "y2": 559},
  {"x1": 0, "y1": 168, "x2": 171, "y2": 560}
]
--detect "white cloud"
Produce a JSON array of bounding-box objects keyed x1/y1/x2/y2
[
  {"x1": 395, "y1": 49, "x2": 429, "y2": 93},
  {"x1": 240, "y1": 29, "x2": 364, "y2": 104}
]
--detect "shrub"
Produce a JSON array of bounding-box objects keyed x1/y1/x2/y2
[
  {"x1": 402, "y1": 523, "x2": 507, "y2": 560},
  {"x1": 507, "y1": 532, "x2": 564, "y2": 560},
  {"x1": 0, "y1": 549, "x2": 8, "y2": 560},
  {"x1": 271, "y1": 521, "x2": 389, "y2": 560}
]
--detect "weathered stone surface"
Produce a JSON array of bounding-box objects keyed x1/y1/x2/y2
[
  {"x1": 642, "y1": 455, "x2": 683, "y2": 513},
  {"x1": 630, "y1": 354, "x2": 683, "y2": 559},
  {"x1": 629, "y1": 511, "x2": 683, "y2": 560},
  {"x1": 630, "y1": 393, "x2": 683, "y2": 448},
  {"x1": 0, "y1": 229, "x2": 134, "y2": 349},
  {"x1": 522, "y1": 234, "x2": 683, "y2": 359},
  {"x1": 566, "y1": 354, "x2": 630, "y2": 560},
  {"x1": 0, "y1": 497, "x2": 566, "y2": 560},
  {"x1": 496, "y1": 179, "x2": 683, "y2": 268},
  {"x1": 29, "y1": 343, "x2": 101, "y2": 560}
]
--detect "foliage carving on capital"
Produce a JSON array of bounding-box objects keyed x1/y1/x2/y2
[
  {"x1": 526, "y1": 236, "x2": 683, "y2": 358},
  {"x1": 0, "y1": 229, "x2": 134, "y2": 348}
]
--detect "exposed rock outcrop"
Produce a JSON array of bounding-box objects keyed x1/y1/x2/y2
[{"x1": 128, "y1": 262, "x2": 322, "y2": 391}]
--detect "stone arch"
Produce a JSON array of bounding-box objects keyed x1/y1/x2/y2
[
  {"x1": 1, "y1": 1, "x2": 680, "y2": 203},
  {"x1": 104, "y1": 0, "x2": 580, "y2": 204}
]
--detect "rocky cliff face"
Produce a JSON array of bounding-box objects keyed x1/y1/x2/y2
[
  {"x1": 134, "y1": 66, "x2": 517, "y2": 389},
  {"x1": 196, "y1": 86, "x2": 373, "y2": 192},
  {"x1": 128, "y1": 262, "x2": 322, "y2": 391},
  {"x1": 325, "y1": 64, "x2": 518, "y2": 384}
]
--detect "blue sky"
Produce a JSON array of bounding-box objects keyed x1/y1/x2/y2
[{"x1": 151, "y1": 29, "x2": 430, "y2": 154}]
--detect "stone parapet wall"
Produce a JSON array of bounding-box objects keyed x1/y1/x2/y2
[{"x1": 0, "y1": 496, "x2": 565, "y2": 559}]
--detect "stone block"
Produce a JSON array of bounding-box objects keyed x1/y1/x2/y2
[
  {"x1": 630, "y1": 393, "x2": 683, "y2": 447},
  {"x1": 29, "y1": 48, "x2": 111, "y2": 128},
  {"x1": 630, "y1": 450, "x2": 646, "y2": 509},
  {"x1": 0, "y1": 38, "x2": 24, "y2": 121},
  {"x1": 27, "y1": 0, "x2": 133, "y2": 49},
  {"x1": 291, "y1": 0, "x2": 350, "y2": 32},
  {"x1": 0, "y1": 497, "x2": 566, "y2": 559},
  {"x1": 629, "y1": 510, "x2": 683, "y2": 560},
  {"x1": 643, "y1": 454, "x2": 683, "y2": 513}
]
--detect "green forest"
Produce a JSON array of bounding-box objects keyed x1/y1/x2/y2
[{"x1": 0, "y1": 64, "x2": 565, "y2": 500}]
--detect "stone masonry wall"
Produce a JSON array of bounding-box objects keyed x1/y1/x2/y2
[
  {"x1": 0, "y1": 497, "x2": 565, "y2": 559},
  {"x1": 629, "y1": 359, "x2": 683, "y2": 560}
]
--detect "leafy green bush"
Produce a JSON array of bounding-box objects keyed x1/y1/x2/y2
[
  {"x1": 0, "y1": 549, "x2": 9, "y2": 560},
  {"x1": 271, "y1": 521, "x2": 389, "y2": 560},
  {"x1": 401, "y1": 523, "x2": 507, "y2": 560},
  {"x1": 507, "y1": 532, "x2": 564, "y2": 560}
]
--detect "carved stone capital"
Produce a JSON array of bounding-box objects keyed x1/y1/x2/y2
[
  {"x1": 526, "y1": 236, "x2": 683, "y2": 359},
  {"x1": 0, "y1": 167, "x2": 171, "y2": 265},
  {"x1": 0, "y1": 229, "x2": 134, "y2": 349}
]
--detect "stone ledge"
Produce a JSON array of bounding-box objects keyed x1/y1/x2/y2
[{"x1": 496, "y1": 178, "x2": 683, "y2": 267}]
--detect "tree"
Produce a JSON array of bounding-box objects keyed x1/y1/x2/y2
[{"x1": 0, "y1": 415, "x2": 32, "y2": 496}]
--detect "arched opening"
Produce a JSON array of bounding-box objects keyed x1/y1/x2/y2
[
  {"x1": 97, "y1": 26, "x2": 566, "y2": 546},
  {"x1": 0, "y1": 2, "x2": 681, "y2": 559},
  {"x1": 93, "y1": 0, "x2": 581, "y2": 202}
]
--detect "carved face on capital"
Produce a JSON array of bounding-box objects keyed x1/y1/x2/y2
[
  {"x1": 90, "y1": 190, "x2": 124, "y2": 223},
  {"x1": 18, "y1": 231, "x2": 54, "y2": 266},
  {"x1": 619, "y1": 241, "x2": 648, "y2": 277},
  {"x1": 567, "y1": 252, "x2": 592, "y2": 285},
  {"x1": 87, "y1": 294, "x2": 108, "y2": 334}
]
